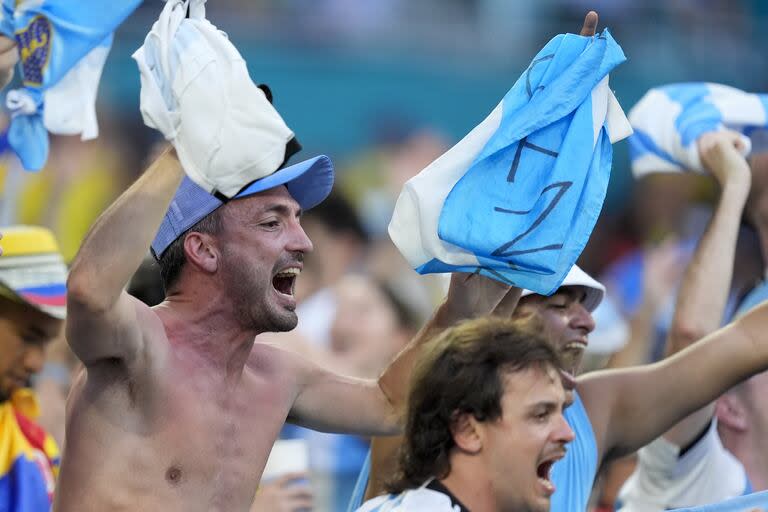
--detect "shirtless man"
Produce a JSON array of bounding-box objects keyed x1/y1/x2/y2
[{"x1": 53, "y1": 148, "x2": 517, "y2": 512}]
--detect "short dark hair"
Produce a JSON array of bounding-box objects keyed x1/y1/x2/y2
[
  {"x1": 157, "y1": 208, "x2": 225, "y2": 292},
  {"x1": 387, "y1": 315, "x2": 562, "y2": 493}
]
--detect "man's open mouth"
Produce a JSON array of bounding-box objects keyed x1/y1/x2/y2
[
  {"x1": 272, "y1": 267, "x2": 300, "y2": 296},
  {"x1": 535, "y1": 454, "x2": 561, "y2": 494}
]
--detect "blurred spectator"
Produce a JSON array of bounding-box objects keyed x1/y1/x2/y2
[
  {"x1": 340, "y1": 122, "x2": 448, "y2": 311},
  {"x1": 253, "y1": 440, "x2": 314, "y2": 512},
  {"x1": 295, "y1": 192, "x2": 369, "y2": 347},
  {"x1": 609, "y1": 132, "x2": 752, "y2": 510},
  {"x1": 713, "y1": 150, "x2": 768, "y2": 493},
  {"x1": 279, "y1": 274, "x2": 423, "y2": 511},
  {"x1": 0, "y1": 226, "x2": 67, "y2": 511},
  {"x1": 2, "y1": 134, "x2": 128, "y2": 262}
]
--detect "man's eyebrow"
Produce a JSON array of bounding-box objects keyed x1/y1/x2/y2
[
  {"x1": 526, "y1": 400, "x2": 559, "y2": 413},
  {"x1": 555, "y1": 287, "x2": 586, "y2": 303},
  {"x1": 261, "y1": 203, "x2": 302, "y2": 217},
  {"x1": 23, "y1": 325, "x2": 49, "y2": 343}
]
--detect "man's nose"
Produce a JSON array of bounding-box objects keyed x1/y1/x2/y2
[
  {"x1": 23, "y1": 345, "x2": 45, "y2": 375},
  {"x1": 555, "y1": 413, "x2": 575, "y2": 444},
  {"x1": 571, "y1": 303, "x2": 596, "y2": 334},
  {"x1": 289, "y1": 222, "x2": 314, "y2": 254}
]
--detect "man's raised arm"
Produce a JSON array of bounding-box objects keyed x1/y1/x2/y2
[
  {"x1": 581, "y1": 295, "x2": 768, "y2": 461},
  {"x1": 287, "y1": 273, "x2": 518, "y2": 435},
  {"x1": 661, "y1": 131, "x2": 751, "y2": 447},
  {"x1": 581, "y1": 131, "x2": 752, "y2": 460},
  {"x1": 66, "y1": 148, "x2": 184, "y2": 366}
]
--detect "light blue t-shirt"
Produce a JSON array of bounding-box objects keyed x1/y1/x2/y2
[{"x1": 550, "y1": 390, "x2": 599, "y2": 511}]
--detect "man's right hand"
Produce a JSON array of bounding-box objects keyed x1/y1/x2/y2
[
  {"x1": 250, "y1": 473, "x2": 314, "y2": 512},
  {"x1": 443, "y1": 272, "x2": 518, "y2": 322},
  {"x1": 698, "y1": 130, "x2": 752, "y2": 191}
]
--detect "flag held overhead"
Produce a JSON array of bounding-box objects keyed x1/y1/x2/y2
[
  {"x1": 628, "y1": 82, "x2": 768, "y2": 177},
  {"x1": 389, "y1": 29, "x2": 631, "y2": 295},
  {"x1": 2, "y1": 0, "x2": 142, "y2": 170}
]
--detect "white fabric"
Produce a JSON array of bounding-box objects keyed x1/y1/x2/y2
[
  {"x1": 357, "y1": 484, "x2": 459, "y2": 512},
  {"x1": 6, "y1": 89, "x2": 37, "y2": 117},
  {"x1": 618, "y1": 420, "x2": 748, "y2": 511},
  {"x1": 388, "y1": 103, "x2": 503, "y2": 276},
  {"x1": 629, "y1": 83, "x2": 764, "y2": 177},
  {"x1": 520, "y1": 264, "x2": 605, "y2": 312},
  {"x1": 43, "y1": 43, "x2": 110, "y2": 140},
  {"x1": 133, "y1": 0, "x2": 295, "y2": 198},
  {"x1": 296, "y1": 287, "x2": 337, "y2": 348}
]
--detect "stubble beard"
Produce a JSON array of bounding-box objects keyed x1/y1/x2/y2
[{"x1": 223, "y1": 258, "x2": 298, "y2": 334}]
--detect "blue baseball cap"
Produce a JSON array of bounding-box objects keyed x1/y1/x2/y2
[{"x1": 151, "y1": 155, "x2": 334, "y2": 259}]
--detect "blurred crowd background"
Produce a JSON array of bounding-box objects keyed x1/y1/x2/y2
[{"x1": 6, "y1": 1, "x2": 768, "y2": 510}]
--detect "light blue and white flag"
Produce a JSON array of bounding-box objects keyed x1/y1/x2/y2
[
  {"x1": 629, "y1": 83, "x2": 768, "y2": 177},
  {"x1": 388, "y1": 29, "x2": 631, "y2": 295},
  {"x1": 2, "y1": 0, "x2": 142, "y2": 171}
]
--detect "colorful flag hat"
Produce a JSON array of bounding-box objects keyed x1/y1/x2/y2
[{"x1": 0, "y1": 225, "x2": 66, "y2": 319}]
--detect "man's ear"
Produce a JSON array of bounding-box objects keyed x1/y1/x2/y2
[
  {"x1": 183, "y1": 232, "x2": 219, "y2": 273},
  {"x1": 715, "y1": 394, "x2": 748, "y2": 433},
  {"x1": 450, "y1": 412, "x2": 483, "y2": 454}
]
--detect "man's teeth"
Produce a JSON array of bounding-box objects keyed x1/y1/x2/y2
[
  {"x1": 276, "y1": 268, "x2": 301, "y2": 277},
  {"x1": 564, "y1": 342, "x2": 584, "y2": 350}
]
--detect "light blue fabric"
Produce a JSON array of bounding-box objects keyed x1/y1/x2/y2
[
  {"x1": 346, "y1": 391, "x2": 599, "y2": 512},
  {"x1": 669, "y1": 490, "x2": 768, "y2": 511},
  {"x1": 425, "y1": 29, "x2": 626, "y2": 295},
  {"x1": 4, "y1": 0, "x2": 141, "y2": 170},
  {"x1": 347, "y1": 451, "x2": 371, "y2": 512},
  {"x1": 734, "y1": 280, "x2": 768, "y2": 319},
  {"x1": 629, "y1": 83, "x2": 768, "y2": 176},
  {"x1": 0, "y1": 0, "x2": 12, "y2": 42},
  {"x1": 550, "y1": 390, "x2": 598, "y2": 512}
]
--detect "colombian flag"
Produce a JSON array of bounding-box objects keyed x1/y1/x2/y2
[{"x1": 0, "y1": 389, "x2": 59, "y2": 512}]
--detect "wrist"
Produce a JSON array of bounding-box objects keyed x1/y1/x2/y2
[
  {"x1": 433, "y1": 299, "x2": 457, "y2": 329},
  {"x1": 721, "y1": 179, "x2": 751, "y2": 201}
]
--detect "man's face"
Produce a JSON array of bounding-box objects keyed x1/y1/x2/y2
[
  {"x1": 0, "y1": 298, "x2": 62, "y2": 401},
  {"x1": 476, "y1": 366, "x2": 574, "y2": 512},
  {"x1": 513, "y1": 287, "x2": 596, "y2": 380},
  {"x1": 214, "y1": 186, "x2": 313, "y2": 333}
]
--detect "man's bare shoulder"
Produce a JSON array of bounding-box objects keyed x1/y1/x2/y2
[
  {"x1": 246, "y1": 338, "x2": 316, "y2": 389},
  {"x1": 247, "y1": 339, "x2": 298, "y2": 373}
]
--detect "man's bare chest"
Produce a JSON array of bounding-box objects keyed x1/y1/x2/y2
[{"x1": 154, "y1": 371, "x2": 292, "y2": 470}]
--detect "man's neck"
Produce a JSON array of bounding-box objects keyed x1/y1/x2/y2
[
  {"x1": 156, "y1": 289, "x2": 258, "y2": 380},
  {"x1": 440, "y1": 456, "x2": 497, "y2": 512}
]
